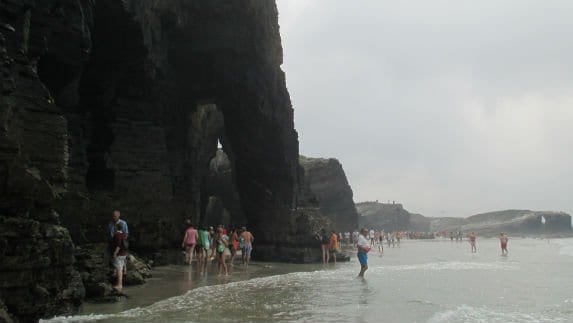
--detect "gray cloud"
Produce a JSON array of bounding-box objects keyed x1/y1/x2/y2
[{"x1": 277, "y1": 0, "x2": 573, "y2": 217}]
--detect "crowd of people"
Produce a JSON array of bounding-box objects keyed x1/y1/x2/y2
[
  {"x1": 107, "y1": 210, "x2": 255, "y2": 292},
  {"x1": 330, "y1": 227, "x2": 512, "y2": 278},
  {"x1": 180, "y1": 222, "x2": 255, "y2": 276},
  {"x1": 108, "y1": 210, "x2": 511, "y2": 288},
  {"x1": 330, "y1": 229, "x2": 406, "y2": 249}
]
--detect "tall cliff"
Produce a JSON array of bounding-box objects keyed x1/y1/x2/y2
[
  {"x1": 0, "y1": 1, "x2": 311, "y2": 321},
  {"x1": 299, "y1": 156, "x2": 359, "y2": 232}
]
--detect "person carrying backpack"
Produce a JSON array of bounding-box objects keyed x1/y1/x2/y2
[{"x1": 112, "y1": 222, "x2": 128, "y2": 292}]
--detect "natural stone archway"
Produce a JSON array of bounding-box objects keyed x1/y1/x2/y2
[{"x1": 0, "y1": 1, "x2": 330, "y2": 320}]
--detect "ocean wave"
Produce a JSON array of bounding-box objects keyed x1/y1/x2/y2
[
  {"x1": 428, "y1": 304, "x2": 568, "y2": 323},
  {"x1": 372, "y1": 261, "x2": 515, "y2": 272},
  {"x1": 42, "y1": 270, "x2": 330, "y2": 323}
]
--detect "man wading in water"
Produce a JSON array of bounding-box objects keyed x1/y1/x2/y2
[
  {"x1": 240, "y1": 227, "x2": 254, "y2": 266},
  {"x1": 357, "y1": 228, "x2": 371, "y2": 278}
]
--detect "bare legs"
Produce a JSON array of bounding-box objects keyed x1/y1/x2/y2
[
  {"x1": 218, "y1": 252, "x2": 228, "y2": 276},
  {"x1": 113, "y1": 265, "x2": 124, "y2": 292},
  {"x1": 321, "y1": 244, "x2": 329, "y2": 264},
  {"x1": 185, "y1": 245, "x2": 195, "y2": 264}
]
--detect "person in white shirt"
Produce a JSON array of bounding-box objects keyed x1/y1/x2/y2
[{"x1": 357, "y1": 228, "x2": 371, "y2": 277}]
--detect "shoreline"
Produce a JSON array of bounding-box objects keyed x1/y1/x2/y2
[{"x1": 74, "y1": 261, "x2": 327, "y2": 318}]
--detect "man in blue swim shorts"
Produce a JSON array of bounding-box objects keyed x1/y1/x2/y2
[{"x1": 357, "y1": 228, "x2": 371, "y2": 277}]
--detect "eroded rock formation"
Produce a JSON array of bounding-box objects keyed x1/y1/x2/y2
[
  {"x1": 433, "y1": 210, "x2": 573, "y2": 236},
  {"x1": 0, "y1": 0, "x2": 314, "y2": 320},
  {"x1": 299, "y1": 156, "x2": 359, "y2": 232},
  {"x1": 357, "y1": 202, "x2": 411, "y2": 231},
  {"x1": 357, "y1": 202, "x2": 572, "y2": 237}
]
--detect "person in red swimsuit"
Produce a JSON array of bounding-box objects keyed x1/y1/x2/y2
[
  {"x1": 468, "y1": 232, "x2": 477, "y2": 253},
  {"x1": 500, "y1": 232, "x2": 509, "y2": 255}
]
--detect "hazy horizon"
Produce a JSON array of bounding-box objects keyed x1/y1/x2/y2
[{"x1": 277, "y1": 0, "x2": 573, "y2": 218}]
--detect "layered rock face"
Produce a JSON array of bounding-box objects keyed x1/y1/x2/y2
[
  {"x1": 433, "y1": 210, "x2": 573, "y2": 236},
  {"x1": 299, "y1": 157, "x2": 358, "y2": 232},
  {"x1": 357, "y1": 202, "x2": 411, "y2": 231},
  {"x1": 357, "y1": 202, "x2": 572, "y2": 237},
  {"x1": 0, "y1": 0, "x2": 306, "y2": 320}
]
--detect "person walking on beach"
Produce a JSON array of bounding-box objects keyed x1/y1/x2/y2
[
  {"x1": 241, "y1": 227, "x2": 254, "y2": 266},
  {"x1": 208, "y1": 226, "x2": 216, "y2": 261},
  {"x1": 112, "y1": 222, "x2": 128, "y2": 292},
  {"x1": 181, "y1": 220, "x2": 198, "y2": 264},
  {"x1": 369, "y1": 229, "x2": 375, "y2": 245},
  {"x1": 196, "y1": 226, "x2": 205, "y2": 267},
  {"x1": 329, "y1": 230, "x2": 339, "y2": 264},
  {"x1": 500, "y1": 232, "x2": 509, "y2": 255},
  {"x1": 378, "y1": 230, "x2": 384, "y2": 253},
  {"x1": 357, "y1": 228, "x2": 371, "y2": 278},
  {"x1": 200, "y1": 227, "x2": 211, "y2": 269},
  {"x1": 469, "y1": 232, "x2": 477, "y2": 253},
  {"x1": 319, "y1": 229, "x2": 330, "y2": 265},
  {"x1": 215, "y1": 227, "x2": 229, "y2": 276},
  {"x1": 229, "y1": 227, "x2": 240, "y2": 266}
]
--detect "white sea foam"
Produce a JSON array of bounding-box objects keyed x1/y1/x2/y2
[
  {"x1": 553, "y1": 238, "x2": 573, "y2": 257},
  {"x1": 428, "y1": 304, "x2": 568, "y2": 323},
  {"x1": 42, "y1": 271, "x2": 322, "y2": 323},
  {"x1": 372, "y1": 261, "x2": 515, "y2": 272}
]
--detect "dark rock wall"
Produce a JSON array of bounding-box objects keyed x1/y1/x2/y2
[
  {"x1": 1, "y1": 0, "x2": 303, "y2": 320},
  {"x1": 0, "y1": 0, "x2": 92, "y2": 321},
  {"x1": 299, "y1": 157, "x2": 358, "y2": 232}
]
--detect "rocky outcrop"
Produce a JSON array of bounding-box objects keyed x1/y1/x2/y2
[
  {"x1": 357, "y1": 202, "x2": 411, "y2": 231},
  {"x1": 432, "y1": 210, "x2": 573, "y2": 236},
  {"x1": 357, "y1": 202, "x2": 572, "y2": 237},
  {"x1": 299, "y1": 156, "x2": 358, "y2": 232},
  {"x1": 74, "y1": 244, "x2": 151, "y2": 300},
  {"x1": 0, "y1": 0, "x2": 313, "y2": 320}
]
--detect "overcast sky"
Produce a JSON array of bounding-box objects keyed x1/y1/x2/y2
[{"x1": 276, "y1": 0, "x2": 573, "y2": 217}]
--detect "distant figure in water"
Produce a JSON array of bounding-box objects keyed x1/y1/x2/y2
[
  {"x1": 215, "y1": 227, "x2": 229, "y2": 276},
  {"x1": 500, "y1": 232, "x2": 509, "y2": 255},
  {"x1": 240, "y1": 227, "x2": 254, "y2": 266},
  {"x1": 357, "y1": 228, "x2": 371, "y2": 277},
  {"x1": 319, "y1": 229, "x2": 330, "y2": 265},
  {"x1": 329, "y1": 230, "x2": 339, "y2": 264},
  {"x1": 469, "y1": 232, "x2": 477, "y2": 253},
  {"x1": 229, "y1": 227, "x2": 240, "y2": 267}
]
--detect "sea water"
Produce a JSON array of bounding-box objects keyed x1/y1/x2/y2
[{"x1": 44, "y1": 238, "x2": 573, "y2": 322}]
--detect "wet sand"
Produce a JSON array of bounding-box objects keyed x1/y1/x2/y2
[{"x1": 80, "y1": 260, "x2": 325, "y2": 316}]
